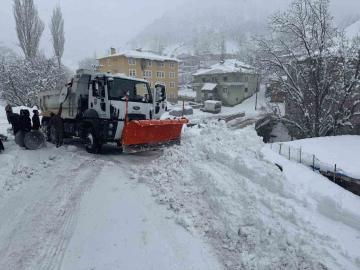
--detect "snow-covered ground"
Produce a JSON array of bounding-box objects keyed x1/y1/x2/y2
[
  {"x1": 283, "y1": 136, "x2": 360, "y2": 179},
  {"x1": 1, "y1": 101, "x2": 360, "y2": 270},
  {"x1": 166, "y1": 85, "x2": 269, "y2": 124},
  {"x1": 0, "y1": 104, "x2": 222, "y2": 270}
]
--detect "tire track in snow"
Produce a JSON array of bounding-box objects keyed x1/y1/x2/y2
[{"x1": 0, "y1": 152, "x2": 105, "y2": 270}]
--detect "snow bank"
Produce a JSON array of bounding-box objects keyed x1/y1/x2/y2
[
  {"x1": 282, "y1": 136, "x2": 360, "y2": 179},
  {"x1": 133, "y1": 122, "x2": 360, "y2": 269}
]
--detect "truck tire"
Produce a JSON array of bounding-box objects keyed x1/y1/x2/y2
[{"x1": 84, "y1": 128, "x2": 102, "y2": 154}]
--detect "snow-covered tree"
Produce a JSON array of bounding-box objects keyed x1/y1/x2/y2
[
  {"x1": 78, "y1": 56, "x2": 98, "y2": 71},
  {"x1": 13, "y1": 0, "x2": 44, "y2": 60},
  {"x1": 50, "y1": 6, "x2": 65, "y2": 68},
  {"x1": 0, "y1": 51, "x2": 67, "y2": 107},
  {"x1": 257, "y1": 0, "x2": 360, "y2": 138}
]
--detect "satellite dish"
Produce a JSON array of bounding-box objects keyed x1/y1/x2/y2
[{"x1": 59, "y1": 87, "x2": 69, "y2": 104}]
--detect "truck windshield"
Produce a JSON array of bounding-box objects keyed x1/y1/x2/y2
[{"x1": 108, "y1": 78, "x2": 152, "y2": 102}]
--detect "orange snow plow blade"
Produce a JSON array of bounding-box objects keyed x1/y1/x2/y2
[{"x1": 121, "y1": 118, "x2": 189, "y2": 153}]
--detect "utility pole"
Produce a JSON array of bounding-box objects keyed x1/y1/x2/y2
[{"x1": 255, "y1": 91, "x2": 258, "y2": 110}]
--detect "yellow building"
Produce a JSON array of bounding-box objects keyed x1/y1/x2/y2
[{"x1": 98, "y1": 48, "x2": 180, "y2": 101}]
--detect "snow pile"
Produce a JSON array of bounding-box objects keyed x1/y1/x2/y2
[{"x1": 134, "y1": 122, "x2": 360, "y2": 270}]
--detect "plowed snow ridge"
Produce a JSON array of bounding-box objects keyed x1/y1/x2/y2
[{"x1": 134, "y1": 122, "x2": 360, "y2": 270}]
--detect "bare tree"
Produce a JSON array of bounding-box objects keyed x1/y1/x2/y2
[
  {"x1": 50, "y1": 6, "x2": 65, "y2": 68},
  {"x1": 13, "y1": 0, "x2": 44, "y2": 60},
  {"x1": 257, "y1": 0, "x2": 360, "y2": 138}
]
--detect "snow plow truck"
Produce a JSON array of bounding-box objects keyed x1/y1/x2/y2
[{"x1": 39, "y1": 70, "x2": 188, "y2": 153}]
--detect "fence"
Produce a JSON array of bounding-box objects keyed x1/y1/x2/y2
[
  {"x1": 270, "y1": 143, "x2": 323, "y2": 170},
  {"x1": 270, "y1": 143, "x2": 360, "y2": 196}
]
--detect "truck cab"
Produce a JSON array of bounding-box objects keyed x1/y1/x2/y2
[{"x1": 40, "y1": 71, "x2": 168, "y2": 153}]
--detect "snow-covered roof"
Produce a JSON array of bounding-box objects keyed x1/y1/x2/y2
[
  {"x1": 98, "y1": 50, "x2": 180, "y2": 62},
  {"x1": 345, "y1": 20, "x2": 360, "y2": 40},
  {"x1": 201, "y1": 83, "x2": 217, "y2": 91},
  {"x1": 193, "y1": 59, "x2": 256, "y2": 76},
  {"x1": 205, "y1": 100, "x2": 222, "y2": 105}
]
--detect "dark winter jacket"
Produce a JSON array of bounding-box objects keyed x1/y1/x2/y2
[
  {"x1": 0, "y1": 138, "x2": 4, "y2": 152},
  {"x1": 5, "y1": 104, "x2": 12, "y2": 124},
  {"x1": 19, "y1": 109, "x2": 32, "y2": 132},
  {"x1": 32, "y1": 113, "x2": 41, "y2": 130},
  {"x1": 8, "y1": 113, "x2": 21, "y2": 135}
]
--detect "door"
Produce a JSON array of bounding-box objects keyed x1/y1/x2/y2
[{"x1": 89, "y1": 77, "x2": 110, "y2": 119}]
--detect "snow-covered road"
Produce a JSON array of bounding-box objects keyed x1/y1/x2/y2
[
  {"x1": 0, "y1": 141, "x2": 222, "y2": 270},
  {"x1": 1, "y1": 102, "x2": 360, "y2": 270}
]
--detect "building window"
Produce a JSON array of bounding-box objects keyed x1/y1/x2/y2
[
  {"x1": 202, "y1": 78, "x2": 206, "y2": 83},
  {"x1": 245, "y1": 88, "x2": 248, "y2": 93},
  {"x1": 146, "y1": 60, "x2": 152, "y2": 67},
  {"x1": 157, "y1": 62, "x2": 165, "y2": 68},
  {"x1": 129, "y1": 69, "x2": 136, "y2": 77},
  {"x1": 169, "y1": 72, "x2": 175, "y2": 78},
  {"x1": 170, "y1": 82, "x2": 176, "y2": 88},
  {"x1": 170, "y1": 62, "x2": 175, "y2": 68},
  {"x1": 157, "y1": 71, "x2": 165, "y2": 78},
  {"x1": 128, "y1": 58, "x2": 136, "y2": 65},
  {"x1": 211, "y1": 77, "x2": 217, "y2": 83},
  {"x1": 223, "y1": 76, "x2": 228, "y2": 81},
  {"x1": 143, "y1": 70, "x2": 152, "y2": 78},
  {"x1": 223, "y1": 87, "x2": 228, "y2": 94},
  {"x1": 107, "y1": 59, "x2": 112, "y2": 66}
]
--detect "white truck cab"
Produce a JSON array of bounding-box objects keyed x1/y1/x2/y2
[{"x1": 39, "y1": 70, "x2": 168, "y2": 153}]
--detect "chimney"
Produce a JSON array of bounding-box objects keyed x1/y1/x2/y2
[{"x1": 110, "y1": 47, "x2": 116, "y2": 55}]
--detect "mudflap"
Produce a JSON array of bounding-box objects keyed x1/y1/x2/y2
[{"x1": 121, "y1": 118, "x2": 188, "y2": 153}]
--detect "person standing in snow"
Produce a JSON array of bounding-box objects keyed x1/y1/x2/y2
[
  {"x1": 8, "y1": 111, "x2": 21, "y2": 135},
  {"x1": 0, "y1": 137, "x2": 4, "y2": 152},
  {"x1": 49, "y1": 104, "x2": 64, "y2": 148},
  {"x1": 19, "y1": 109, "x2": 32, "y2": 133},
  {"x1": 5, "y1": 104, "x2": 13, "y2": 124},
  {"x1": 32, "y1": 109, "x2": 41, "y2": 130}
]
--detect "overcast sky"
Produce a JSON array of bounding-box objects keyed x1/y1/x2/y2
[{"x1": 0, "y1": 0, "x2": 359, "y2": 69}]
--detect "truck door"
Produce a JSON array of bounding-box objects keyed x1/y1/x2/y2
[
  {"x1": 154, "y1": 84, "x2": 167, "y2": 119},
  {"x1": 89, "y1": 77, "x2": 110, "y2": 119}
]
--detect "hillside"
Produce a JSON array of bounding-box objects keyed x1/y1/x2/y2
[
  {"x1": 128, "y1": 0, "x2": 289, "y2": 57},
  {"x1": 346, "y1": 19, "x2": 360, "y2": 39}
]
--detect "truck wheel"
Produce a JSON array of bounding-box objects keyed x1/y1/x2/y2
[{"x1": 84, "y1": 128, "x2": 102, "y2": 154}]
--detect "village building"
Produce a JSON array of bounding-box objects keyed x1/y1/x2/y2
[
  {"x1": 192, "y1": 59, "x2": 260, "y2": 106},
  {"x1": 98, "y1": 48, "x2": 180, "y2": 102}
]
